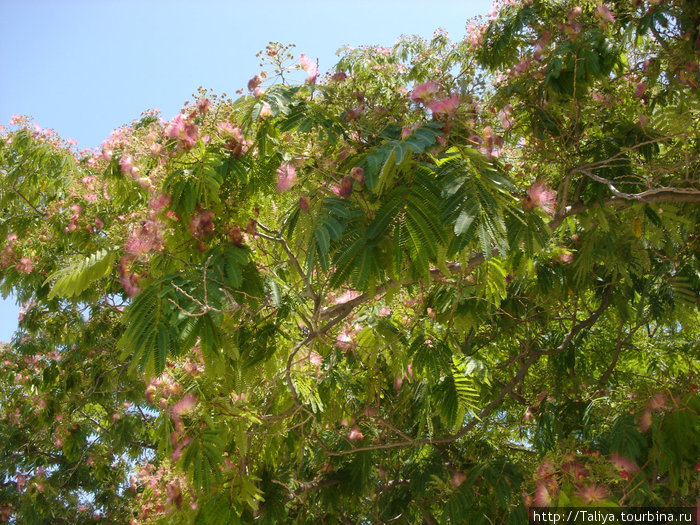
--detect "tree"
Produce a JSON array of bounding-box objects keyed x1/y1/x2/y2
[{"x1": 1, "y1": 1, "x2": 698, "y2": 522}]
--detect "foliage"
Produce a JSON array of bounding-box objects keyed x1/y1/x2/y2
[{"x1": 1, "y1": 1, "x2": 698, "y2": 522}]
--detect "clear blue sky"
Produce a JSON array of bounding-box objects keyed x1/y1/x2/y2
[{"x1": 0, "y1": 0, "x2": 492, "y2": 341}]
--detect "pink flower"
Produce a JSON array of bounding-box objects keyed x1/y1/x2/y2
[
  {"x1": 575, "y1": 483, "x2": 608, "y2": 504},
  {"x1": 335, "y1": 290, "x2": 361, "y2": 304},
  {"x1": 452, "y1": 471, "x2": 467, "y2": 487},
  {"x1": 562, "y1": 460, "x2": 589, "y2": 480},
  {"x1": 217, "y1": 121, "x2": 236, "y2": 136},
  {"x1": 513, "y1": 57, "x2": 531, "y2": 75},
  {"x1": 120, "y1": 272, "x2": 140, "y2": 297},
  {"x1": 347, "y1": 426, "x2": 363, "y2": 441},
  {"x1": 610, "y1": 452, "x2": 639, "y2": 475},
  {"x1": 499, "y1": 104, "x2": 515, "y2": 130},
  {"x1": 537, "y1": 460, "x2": 556, "y2": 479},
  {"x1": 248, "y1": 75, "x2": 263, "y2": 91},
  {"x1": 331, "y1": 71, "x2": 348, "y2": 82},
  {"x1": 276, "y1": 163, "x2": 296, "y2": 193},
  {"x1": 534, "y1": 480, "x2": 555, "y2": 506},
  {"x1": 522, "y1": 181, "x2": 557, "y2": 215},
  {"x1": 170, "y1": 434, "x2": 192, "y2": 461},
  {"x1": 336, "y1": 331, "x2": 354, "y2": 350},
  {"x1": 410, "y1": 81, "x2": 440, "y2": 104},
  {"x1": 350, "y1": 167, "x2": 365, "y2": 185},
  {"x1": 300, "y1": 54, "x2": 318, "y2": 84},
  {"x1": 188, "y1": 210, "x2": 215, "y2": 238},
  {"x1": 647, "y1": 393, "x2": 666, "y2": 411},
  {"x1": 556, "y1": 252, "x2": 574, "y2": 264},
  {"x1": 633, "y1": 81, "x2": 647, "y2": 98},
  {"x1": 259, "y1": 103, "x2": 272, "y2": 118},
  {"x1": 401, "y1": 122, "x2": 420, "y2": 139},
  {"x1": 119, "y1": 155, "x2": 136, "y2": 176},
  {"x1": 16, "y1": 257, "x2": 33, "y2": 274},
  {"x1": 165, "y1": 114, "x2": 198, "y2": 149},
  {"x1": 172, "y1": 393, "x2": 197, "y2": 420},
  {"x1": 568, "y1": 6, "x2": 582, "y2": 20},
  {"x1": 595, "y1": 4, "x2": 615, "y2": 25},
  {"x1": 149, "y1": 193, "x2": 171, "y2": 212},
  {"x1": 124, "y1": 220, "x2": 163, "y2": 256},
  {"x1": 195, "y1": 97, "x2": 210, "y2": 115},
  {"x1": 428, "y1": 94, "x2": 459, "y2": 116},
  {"x1": 165, "y1": 114, "x2": 186, "y2": 139}
]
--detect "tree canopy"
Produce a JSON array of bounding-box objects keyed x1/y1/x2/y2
[{"x1": 1, "y1": 0, "x2": 698, "y2": 523}]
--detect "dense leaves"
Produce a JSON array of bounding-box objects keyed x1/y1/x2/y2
[{"x1": 1, "y1": 1, "x2": 698, "y2": 522}]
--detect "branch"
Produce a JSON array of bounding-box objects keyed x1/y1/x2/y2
[
  {"x1": 256, "y1": 220, "x2": 318, "y2": 302},
  {"x1": 535, "y1": 286, "x2": 612, "y2": 356},
  {"x1": 574, "y1": 168, "x2": 700, "y2": 202}
]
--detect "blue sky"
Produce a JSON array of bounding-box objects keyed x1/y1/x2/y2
[{"x1": 0, "y1": 0, "x2": 492, "y2": 341}]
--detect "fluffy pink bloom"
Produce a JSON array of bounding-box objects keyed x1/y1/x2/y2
[
  {"x1": 537, "y1": 460, "x2": 556, "y2": 479},
  {"x1": 259, "y1": 103, "x2": 272, "y2": 118},
  {"x1": 347, "y1": 426, "x2": 363, "y2": 441},
  {"x1": 410, "y1": 81, "x2": 440, "y2": 104},
  {"x1": 647, "y1": 393, "x2": 667, "y2": 411},
  {"x1": 119, "y1": 155, "x2": 136, "y2": 176},
  {"x1": 350, "y1": 167, "x2": 365, "y2": 185},
  {"x1": 610, "y1": 452, "x2": 639, "y2": 475},
  {"x1": 195, "y1": 97, "x2": 210, "y2": 115},
  {"x1": 165, "y1": 114, "x2": 186, "y2": 139},
  {"x1": 633, "y1": 81, "x2": 647, "y2": 98},
  {"x1": 595, "y1": 4, "x2": 615, "y2": 25},
  {"x1": 170, "y1": 434, "x2": 192, "y2": 461},
  {"x1": 575, "y1": 483, "x2": 608, "y2": 504},
  {"x1": 499, "y1": 104, "x2": 515, "y2": 130},
  {"x1": 568, "y1": 6, "x2": 582, "y2": 20},
  {"x1": 428, "y1": 94, "x2": 459, "y2": 116},
  {"x1": 335, "y1": 290, "x2": 361, "y2": 304},
  {"x1": 172, "y1": 393, "x2": 197, "y2": 419},
  {"x1": 639, "y1": 409, "x2": 652, "y2": 432},
  {"x1": 248, "y1": 75, "x2": 263, "y2": 91},
  {"x1": 556, "y1": 251, "x2": 574, "y2": 264},
  {"x1": 562, "y1": 460, "x2": 589, "y2": 481},
  {"x1": 124, "y1": 220, "x2": 163, "y2": 256},
  {"x1": 189, "y1": 210, "x2": 215, "y2": 238},
  {"x1": 533, "y1": 31, "x2": 552, "y2": 60},
  {"x1": 149, "y1": 193, "x2": 171, "y2": 212},
  {"x1": 401, "y1": 122, "x2": 420, "y2": 139},
  {"x1": 16, "y1": 257, "x2": 33, "y2": 274},
  {"x1": 336, "y1": 331, "x2": 354, "y2": 351},
  {"x1": 522, "y1": 181, "x2": 557, "y2": 215},
  {"x1": 513, "y1": 57, "x2": 531, "y2": 75},
  {"x1": 331, "y1": 71, "x2": 348, "y2": 82},
  {"x1": 276, "y1": 163, "x2": 296, "y2": 193},
  {"x1": 534, "y1": 480, "x2": 555, "y2": 506},
  {"x1": 217, "y1": 121, "x2": 236, "y2": 136},
  {"x1": 165, "y1": 114, "x2": 199, "y2": 149},
  {"x1": 300, "y1": 54, "x2": 318, "y2": 84},
  {"x1": 452, "y1": 471, "x2": 467, "y2": 487}
]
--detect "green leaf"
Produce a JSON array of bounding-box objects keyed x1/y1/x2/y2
[{"x1": 45, "y1": 248, "x2": 117, "y2": 299}]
